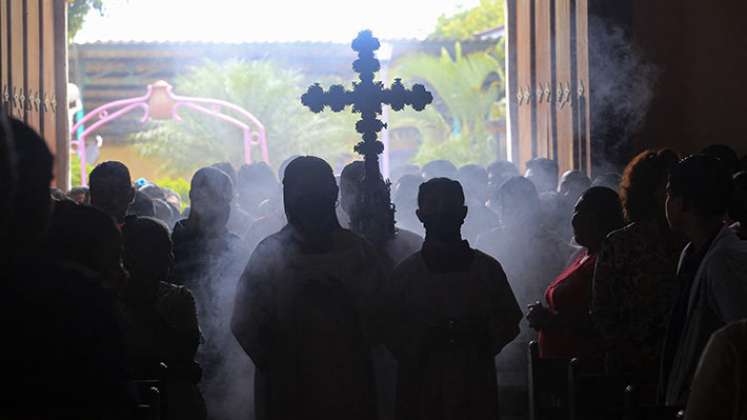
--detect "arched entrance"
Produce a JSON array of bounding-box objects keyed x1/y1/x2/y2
[{"x1": 70, "y1": 80, "x2": 268, "y2": 185}]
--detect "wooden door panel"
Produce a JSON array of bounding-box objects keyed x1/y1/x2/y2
[
  {"x1": 575, "y1": 0, "x2": 591, "y2": 173},
  {"x1": 25, "y1": 0, "x2": 41, "y2": 133},
  {"x1": 534, "y1": 0, "x2": 553, "y2": 160},
  {"x1": 516, "y1": 0, "x2": 534, "y2": 172},
  {"x1": 555, "y1": 0, "x2": 575, "y2": 174},
  {"x1": 1, "y1": 0, "x2": 8, "y2": 114},
  {"x1": 42, "y1": 0, "x2": 57, "y2": 153},
  {"x1": 9, "y1": 0, "x2": 24, "y2": 120},
  {"x1": 2, "y1": 0, "x2": 67, "y2": 186}
]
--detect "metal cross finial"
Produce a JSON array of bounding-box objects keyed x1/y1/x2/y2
[{"x1": 301, "y1": 30, "x2": 433, "y2": 246}]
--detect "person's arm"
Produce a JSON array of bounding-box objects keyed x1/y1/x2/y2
[
  {"x1": 528, "y1": 302, "x2": 588, "y2": 331},
  {"x1": 489, "y1": 261, "x2": 522, "y2": 355},
  {"x1": 685, "y1": 326, "x2": 738, "y2": 420},
  {"x1": 231, "y1": 243, "x2": 274, "y2": 369}
]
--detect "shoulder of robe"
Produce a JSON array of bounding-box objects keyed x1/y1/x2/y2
[
  {"x1": 251, "y1": 227, "x2": 292, "y2": 257},
  {"x1": 391, "y1": 251, "x2": 424, "y2": 275},
  {"x1": 472, "y1": 249, "x2": 507, "y2": 275},
  {"x1": 396, "y1": 227, "x2": 424, "y2": 243}
]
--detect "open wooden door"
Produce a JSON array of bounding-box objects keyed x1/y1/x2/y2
[
  {"x1": 507, "y1": 0, "x2": 590, "y2": 175},
  {"x1": 1, "y1": 0, "x2": 68, "y2": 188}
]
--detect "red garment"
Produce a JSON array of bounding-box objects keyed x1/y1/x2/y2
[{"x1": 539, "y1": 251, "x2": 599, "y2": 359}]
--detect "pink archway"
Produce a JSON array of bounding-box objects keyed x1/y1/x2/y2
[{"x1": 70, "y1": 80, "x2": 269, "y2": 186}]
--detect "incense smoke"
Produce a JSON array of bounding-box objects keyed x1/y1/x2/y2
[{"x1": 587, "y1": 15, "x2": 659, "y2": 172}]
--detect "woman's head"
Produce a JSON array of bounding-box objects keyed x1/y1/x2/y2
[
  {"x1": 572, "y1": 186, "x2": 625, "y2": 252},
  {"x1": 620, "y1": 149, "x2": 679, "y2": 223}
]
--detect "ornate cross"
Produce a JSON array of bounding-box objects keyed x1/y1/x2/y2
[{"x1": 301, "y1": 30, "x2": 433, "y2": 245}]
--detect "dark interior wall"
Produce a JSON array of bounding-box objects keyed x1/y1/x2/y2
[
  {"x1": 587, "y1": 0, "x2": 747, "y2": 168},
  {"x1": 633, "y1": 1, "x2": 747, "y2": 158}
]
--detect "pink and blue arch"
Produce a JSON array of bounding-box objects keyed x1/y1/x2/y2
[{"x1": 70, "y1": 80, "x2": 269, "y2": 186}]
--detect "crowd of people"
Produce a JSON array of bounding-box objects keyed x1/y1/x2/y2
[{"x1": 2, "y1": 114, "x2": 747, "y2": 420}]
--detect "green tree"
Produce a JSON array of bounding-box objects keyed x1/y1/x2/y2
[
  {"x1": 133, "y1": 60, "x2": 359, "y2": 176},
  {"x1": 67, "y1": 0, "x2": 105, "y2": 41},
  {"x1": 430, "y1": 0, "x2": 505, "y2": 40},
  {"x1": 389, "y1": 44, "x2": 505, "y2": 166},
  {"x1": 69, "y1": 153, "x2": 93, "y2": 187}
]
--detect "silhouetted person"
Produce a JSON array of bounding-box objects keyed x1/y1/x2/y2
[
  {"x1": 553, "y1": 170, "x2": 592, "y2": 242},
  {"x1": 67, "y1": 186, "x2": 90, "y2": 204},
  {"x1": 140, "y1": 183, "x2": 166, "y2": 201},
  {"x1": 486, "y1": 160, "x2": 520, "y2": 215},
  {"x1": 163, "y1": 188, "x2": 183, "y2": 212},
  {"x1": 89, "y1": 160, "x2": 135, "y2": 226},
  {"x1": 390, "y1": 163, "x2": 420, "y2": 184},
  {"x1": 525, "y1": 158, "x2": 559, "y2": 194},
  {"x1": 232, "y1": 156, "x2": 384, "y2": 420},
  {"x1": 240, "y1": 162, "x2": 285, "y2": 254},
  {"x1": 121, "y1": 217, "x2": 206, "y2": 420},
  {"x1": 172, "y1": 166, "x2": 248, "y2": 418},
  {"x1": 486, "y1": 160, "x2": 519, "y2": 193},
  {"x1": 127, "y1": 190, "x2": 156, "y2": 218},
  {"x1": 152, "y1": 198, "x2": 176, "y2": 228},
  {"x1": 340, "y1": 161, "x2": 423, "y2": 420},
  {"x1": 457, "y1": 164, "x2": 499, "y2": 243},
  {"x1": 701, "y1": 143, "x2": 739, "y2": 175},
  {"x1": 731, "y1": 171, "x2": 747, "y2": 239},
  {"x1": 527, "y1": 187, "x2": 624, "y2": 358},
  {"x1": 173, "y1": 167, "x2": 242, "y2": 288},
  {"x1": 48, "y1": 201, "x2": 127, "y2": 290},
  {"x1": 237, "y1": 162, "x2": 279, "y2": 220},
  {"x1": 387, "y1": 178, "x2": 521, "y2": 420},
  {"x1": 0, "y1": 118, "x2": 134, "y2": 418},
  {"x1": 340, "y1": 161, "x2": 423, "y2": 267},
  {"x1": 213, "y1": 161, "x2": 253, "y2": 237},
  {"x1": 659, "y1": 155, "x2": 747, "y2": 407},
  {"x1": 393, "y1": 174, "x2": 425, "y2": 237},
  {"x1": 591, "y1": 149, "x2": 684, "y2": 386},
  {"x1": 457, "y1": 164, "x2": 490, "y2": 204},
  {"x1": 684, "y1": 319, "x2": 747, "y2": 420},
  {"x1": 476, "y1": 176, "x2": 571, "y2": 411},
  {"x1": 558, "y1": 170, "x2": 592, "y2": 208},
  {"x1": 477, "y1": 176, "x2": 571, "y2": 309},
  {"x1": 422, "y1": 159, "x2": 457, "y2": 180}
]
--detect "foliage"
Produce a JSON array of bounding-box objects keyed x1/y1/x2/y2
[
  {"x1": 67, "y1": 0, "x2": 105, "y2": 41},
  {"x1": 153, "y1": 176, "x2": 191, "y2": 209},
  {"x1": 430, "y1": 0, "x2": 505, "y2": 40},
  {"x1": 69, "y1": 153, "x2": 93, "y2": 188},
  {"x1": 389, "y1": 43, "x2": 505, "y2": 166},
  {"x1": 133, "y1": 60, "x2": 360, "y2": 176}
]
